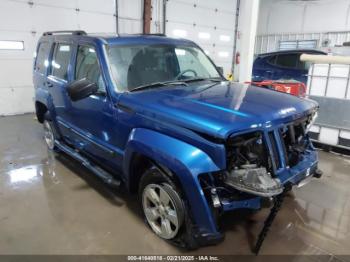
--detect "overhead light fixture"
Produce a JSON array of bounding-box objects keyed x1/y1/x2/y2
[
  {"x1": 0, "y1": 40, "x2": 24, "y2": 50},
  {"x1": 218, "y1": 51, "x2": 229, "y2": 58},
  {"x1": 198, "y1": 32, "x2": 211, "y2": 39}
]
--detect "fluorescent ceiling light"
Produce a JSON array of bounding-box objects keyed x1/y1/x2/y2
[
  {"x1": 198, "y1": 32, "x2": 210, "y2": 39},
  {"x1": 59, "y1": 45, "x2": 70, "y2": 52},
  {"x1": 0, "y1": 40, "x2": 24, "y2": 50},
  {"x1": 218, "y1": 51, "x2": 229, "y2": 58}
]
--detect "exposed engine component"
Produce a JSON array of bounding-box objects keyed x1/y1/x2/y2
[
  {"x1": 225, "y1": 132, "x2": 283, "y2": 197},
  {"x1": 226, "y1": 132, "x2": 271, "y2": 172},
  {"x1": 281, "y1": 117, "x2": 311, "y2": 167}
]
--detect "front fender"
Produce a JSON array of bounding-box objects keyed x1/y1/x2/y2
[{"x1": 123, "y1": 128, "x2": 222, "y2": 236}]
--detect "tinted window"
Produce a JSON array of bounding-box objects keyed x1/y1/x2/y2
[
  {"x1": 75, "y1": 45, "x2": 105, "y2": 93},
  {"x1": 267, "y1": 55, "x2": 277, "y2": 65},
  {"x1": 51, "y1": 43, "x2": 72, "y2": 80},
  {"x1": 275, "y1": 54, "x2": 297, "y2": 68},
  {"x1": 35, "y1": 42, "x2": 50, "y2": 74}
]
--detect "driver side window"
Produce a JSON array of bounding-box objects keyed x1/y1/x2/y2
[{"x1": 75, "y1": 45, "x2": 106, "y2": 94}]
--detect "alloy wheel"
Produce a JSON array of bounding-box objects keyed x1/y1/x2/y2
[
  {"x1": 142, "y1": 184, "x2": 181, "y2": 239},
  {"x1": 43, "y1": 120, "x2": 55, "y2": 150}
]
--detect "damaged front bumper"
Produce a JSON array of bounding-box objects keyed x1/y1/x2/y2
[{"x1": 216, "y1": 148, "x2": 320, "y2": 213}]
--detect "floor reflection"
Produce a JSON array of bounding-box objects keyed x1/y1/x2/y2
[{"x1": 0, "y1": 114, "x2": 349, "y2": 256}]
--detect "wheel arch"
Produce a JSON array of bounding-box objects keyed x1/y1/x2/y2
[
  {"x1": 35, "y1": 101, "x2": 48, "y2": 123},
  {"x1": 123, "y1": 128, "x2": 222, "y2": 236},
  {"x1": 34, "y1": 87, "x2": 53, "y2": 123}
]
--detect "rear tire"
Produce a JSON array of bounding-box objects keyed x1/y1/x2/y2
[
  {"x1": 43, "y1": 112, "x2": 59, "y2": 151},
  {"x1": 138, "y1": 165, "x2": 199, "y2": 250}
]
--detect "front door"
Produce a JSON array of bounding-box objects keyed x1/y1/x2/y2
[{"x1": 64, "y1": 44, "x2": 121, "y2": 173}]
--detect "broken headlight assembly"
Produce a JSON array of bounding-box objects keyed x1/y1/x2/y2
[
  {"x1": 224, "y1": 132, "x2": 283, "y2": 197},
  {"x1": 305, "y1": 110, "x2": 318, "y2": 133},
  {"x1": 224, "y1": 165, "x2": 283, "y2": 197}
]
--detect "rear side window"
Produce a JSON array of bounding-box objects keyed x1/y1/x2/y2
[
  {"x1": 51, "y1": 43, "x2": 72, "y2": 81},
  {"x1": 267, "y1": 55, "x2": 277, "y2": 65},
  {"x1": 75, "y1": 45, "x2": 105, "y2": 93},
  {"x1": 275, "y1": 54, "x2": 298, "y2": 68},
  {"x1": 35, "y1": 42, "x2": 50, "y2": 74}
]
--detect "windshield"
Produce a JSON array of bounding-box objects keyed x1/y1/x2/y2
[{"x1": 107, "y1": 44, "x2": 221, "y2": 91}]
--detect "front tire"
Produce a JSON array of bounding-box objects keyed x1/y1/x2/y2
[
  {"x1": 138, "y1": 165, "x2": 198, "y2": 249},
  {"x1": 142, "y1": 183, "x2": 183, "y2": 239}
]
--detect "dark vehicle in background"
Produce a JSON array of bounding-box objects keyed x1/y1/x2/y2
[{"x1": 252, "y1": 49, "x2": 327, "y2": 84}]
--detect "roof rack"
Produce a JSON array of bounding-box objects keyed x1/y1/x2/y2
[
  {"x1": 42, "y1": 30, "x2": 87, "y2": 36},
  {"x1": 116, "y1": 33, "x2": 167, "y2": 37},
  {"x1": 147, "y1": 33, "x2": 166, "y2": 36}
]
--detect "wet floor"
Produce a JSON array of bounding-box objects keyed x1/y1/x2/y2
[{"x1": 0, "y1": 114, "x2": 349, "y2": 257}]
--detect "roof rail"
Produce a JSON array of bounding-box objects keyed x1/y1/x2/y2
[
  {"x1": 147, "y1": 33, "x2": 166, "y2": 36},
  {"x1": 42, "y1": 30, "x2": 87, "y2": 36}
]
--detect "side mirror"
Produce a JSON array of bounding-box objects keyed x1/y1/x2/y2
[
  {"x1": 216, "y1": 66, "x2": 224, "y2": 75},
  {"x1": 67, "y1": 78, "x2": 98, "y2": 101}
]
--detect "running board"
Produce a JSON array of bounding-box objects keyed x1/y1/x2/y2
[{"x1": 55, "y1": 140, "x2": 121, "y2": 187}]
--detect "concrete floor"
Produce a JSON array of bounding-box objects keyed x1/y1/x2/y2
[{"x1": 0, "y1": 114, "x2": 350, "y2": 257}]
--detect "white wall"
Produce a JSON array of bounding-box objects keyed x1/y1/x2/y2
[
  {"x1": 258, "y1": 0, "x2": 350, "y2": 35},
  {"x1": 0, "y1": 0, "x2": 148, "y2": 116},
  {"x1": 0, "y1": 0, "x2": 118, "y2": 116},
  {"x1": 118, "y1": 0, "x2": 143, "y2": 34}
]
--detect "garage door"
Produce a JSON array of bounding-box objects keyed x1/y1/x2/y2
[
  {"x1": 118, "y1": 0, "x2": 143, "y2": 34},
  {"x1": 165, "y1": 0, "x2": 236, "y2": 76},
  {"x1": 0, "y1": 0, "x2": 116, "y2": 116}
]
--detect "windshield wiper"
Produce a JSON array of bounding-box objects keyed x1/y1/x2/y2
[
  {"x1": 130, "y1": 81, "x2": 188, "y2": 92},
  {"x1": 182, "y1": 77, "x2": 224, "y2": 83}
]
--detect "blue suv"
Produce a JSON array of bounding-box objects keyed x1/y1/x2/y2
[
  {"x1": 252, "y1": 49, "x2": 327, "y2": 84},
  {"x1": 33, "y1": 31, "x2": 321, "y2": 250}
]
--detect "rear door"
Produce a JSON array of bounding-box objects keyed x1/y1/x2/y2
[
  {"x1": 46, "y1": 42, "x2": 74, "y2": 137},
  {"x1": 33, "y1": 41, "x2": 51, "y2": 91}
]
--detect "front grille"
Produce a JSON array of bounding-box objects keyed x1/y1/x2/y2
[
  {"x1": 268, "y1": 131, "x2": 281, "y2": 170},
  {"x1": 279, "y1": 118, "x2": 309, "y2": 168}
]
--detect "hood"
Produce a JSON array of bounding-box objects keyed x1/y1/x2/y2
[{"x1": 119, "y1": 81, "x2": 318, "y2": 139}]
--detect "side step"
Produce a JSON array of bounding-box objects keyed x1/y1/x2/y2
[{"x1": 55, "y1": 140, "x2": 121, "y2": 187}]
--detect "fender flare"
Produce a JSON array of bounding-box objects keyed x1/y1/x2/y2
[
  {"x1": 35, "y1": 88, "x2": 55, "y2": 113},
  {"x1": 123, "y1": 128, "x2": 222, "y2": 235}
]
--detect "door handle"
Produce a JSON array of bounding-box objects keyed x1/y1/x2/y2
[{"x1": 46, "y1": 82, "x2": 53, "y2": 88}]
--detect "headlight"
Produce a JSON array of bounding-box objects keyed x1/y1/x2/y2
[
  {"x1": 224, "y1": 167, "x2": 283, "y2": 197},
  {"x1": 306, "y1": 111, "x2": 318, "y2": 133}
]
